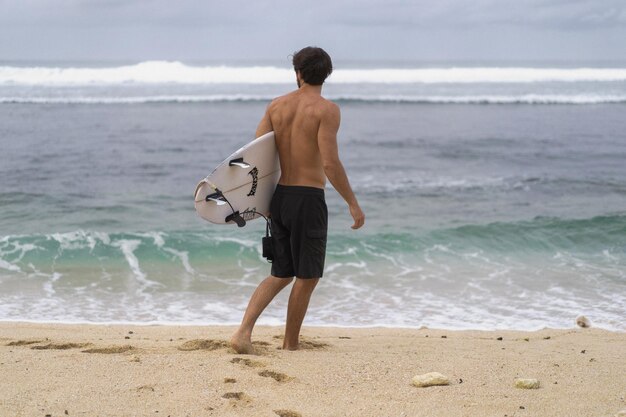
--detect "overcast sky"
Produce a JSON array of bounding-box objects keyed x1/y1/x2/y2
[{"x1": 1, "y1": 0, "x2": 625, "y2": 63}]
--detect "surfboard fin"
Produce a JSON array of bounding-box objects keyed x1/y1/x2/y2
[
  {"x1": 205, "y1": 192, "x2": 227, "y2": 206},
  {"x1": 229, "y1": 157, "x2": 251, "y2": 169},
  {"x1": 225, "y1": 211, "x2": 247, "y2": 227}
]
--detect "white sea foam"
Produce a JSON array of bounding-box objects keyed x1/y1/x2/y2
[
  {"x1": 0, "y1": 281, "x2": 622, "y2": 331},
  {"x1": 339, "y1": 94, "x2": 626, "y2": 104},
  {"x1": 111, "y1": 239, "x2": 162, "y2": 288},
  {"x1": 2, "y1": 61, "x2": 626, "y2": 85},
  {"x1": 0, "y1": 240, "x2": 39, "y2": 266},
  {"x1": 0, "y1": 95, "x2": 271, "y2": 104},
  {"x1": 132, "y1": 231, "x2": 196, "y2": 275},
  {"x1": 0, "y1": 258, "x2": 21, "y2": 272},
  {"x1": 135, "y1": 231, "x2": 166, "y2": 247},
  {"x1": 354, "y1": 174, "x2": 551, "y2": 194},
  {"x1": 2, "y1": 94, "x2": 626, "y2": 105},
  {"x1": 163, "y1": 248, "x2": 195, "y2": 274},
  {"x1": 42, "y1": 272, "x2": 62, "y2": 296},
  {"x1": 212, "y1": 236, "x2": 258, "y2": 248},
  {"x1": 325, "y1": 261, "x2": 370, "y2": 274},
  {"x1": 336, "y1": 68, "x2": 626, "y2": 83},
  {"x1": 49, "y1": 230, "x2": 110, "y2": 251},
  {"x1": 0, "y1": 62, "x2": 293, "y2": 85}
]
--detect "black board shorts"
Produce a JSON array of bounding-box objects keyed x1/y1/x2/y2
[{"x1": 270, "y1": 184, "x2": 328, "y2": 279}]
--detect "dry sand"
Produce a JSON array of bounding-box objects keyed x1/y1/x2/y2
[{"x1": 1, "y1": 322, "x2": 624, "y2": 416}]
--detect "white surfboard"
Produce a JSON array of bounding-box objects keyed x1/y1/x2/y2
[{"x1": 194, "y1": 131, "x2": 280, "y2": 226}]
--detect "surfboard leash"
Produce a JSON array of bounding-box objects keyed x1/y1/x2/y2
[
  {"x1": 201, "y1": 179, "x2": 272, "y2": 229},
  {"x1": 198, "y1": 175, "x2": 274, "y2": 262}
]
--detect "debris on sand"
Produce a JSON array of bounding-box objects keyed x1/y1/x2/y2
[
  {"x1": 576, "y1": 315, "x2": 591, "y2": 328},
  {"x1": 514, "y1": 378, "x2": 540, "y2": 389},
  {"x1": 411, "y1": 372, "x2": 450, "y2": 387}
]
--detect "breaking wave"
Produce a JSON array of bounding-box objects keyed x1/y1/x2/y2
[
  {"x1": 1, "y1": 215, "x2": 624, "y2": 329},
  {"x1": 2, "y1": 61, "x2": 626, "y2": 85},
  {"x1": 1, "y1": 94, "x2": 625, "y2": 105}
]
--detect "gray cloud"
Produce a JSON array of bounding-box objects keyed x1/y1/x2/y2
[
  {"x1": 0, "y1": 0, "x2": 625, "y2": 61},
  {"x1": 3, "y1": 0, "x2": 625, "y2": 27},
  {"x1": 325, "y1": 0, "x2": 626, "y2": 29}
]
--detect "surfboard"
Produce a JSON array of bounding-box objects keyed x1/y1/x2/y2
[{"x1": 194, "y1": 131, "x2": 280, "y2": 226}]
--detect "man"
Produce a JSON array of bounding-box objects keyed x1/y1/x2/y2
[{"x1": 230, "y1": 47, "x2": 365, "y2": 353}]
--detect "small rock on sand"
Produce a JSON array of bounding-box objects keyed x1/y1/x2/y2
[
  {"x1": 514, "y1": 378, "x2": 540, "y2": 389},
  {"x1": 411, "y1": 372, "x2": 450, "y2": 387},
  {"x1": 576, "y1": 315, "x2": 591, "y2": 328}
]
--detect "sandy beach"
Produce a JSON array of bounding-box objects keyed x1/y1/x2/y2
[{"x1": 0, "y1": 322, "x2": 624, "y2": 416}]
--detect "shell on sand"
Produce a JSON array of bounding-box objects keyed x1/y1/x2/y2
[
  {"x1": 576, "y1": 315, "x2": 591, "y2": 328},
  {"x1": 411, "y1": 372, "x2": 450, "y2": 387},
  {"x1": 514, "y1": 378, "x2": 540, "y2": 389}
]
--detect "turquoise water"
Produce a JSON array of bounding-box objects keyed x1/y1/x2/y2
[
  {"x1": 1, "y1": 61, "x2": 625, "y2": 329},
  {"x1": 1, "y1": 215, "x2": 624, "y2": 328}
]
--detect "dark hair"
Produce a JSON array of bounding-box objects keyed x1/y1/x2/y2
[{"x1": 292, "y1": 47, "x2": 333, "y2": 86}]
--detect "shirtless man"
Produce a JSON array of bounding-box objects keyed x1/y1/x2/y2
[{"x1": 230, "y1": 47, "x2": 365, "y2": 353}]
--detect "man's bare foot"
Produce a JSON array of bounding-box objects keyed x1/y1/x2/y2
[
  {"x1": 282, "y1": 343, "x2": 299, "y2": 351},
  {"x1": 230, "y1": 332, "x2": 255, "y2": 354}
]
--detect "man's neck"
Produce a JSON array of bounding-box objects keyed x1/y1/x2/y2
[{"x1": 299, "y1": 82, "x2": 323, "y2": 95}]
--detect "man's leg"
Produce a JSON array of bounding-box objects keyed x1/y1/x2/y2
[
  {"x1": 283, "y1": 277, "x2": 319, "y2": 350},
  {"x1": 231, "y1": 275, "x2": 293, "y2": 354}
]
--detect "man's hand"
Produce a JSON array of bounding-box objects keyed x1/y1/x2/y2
[{"x1": 349, "y1": 204, "x2": 365, "y2": 230}]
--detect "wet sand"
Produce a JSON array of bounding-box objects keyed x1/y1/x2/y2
[{"x1": 1, "y1": 322, "x2": 625, "y2": 416}]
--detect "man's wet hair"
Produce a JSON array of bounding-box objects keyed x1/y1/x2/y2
[{"x1": 292, "y1": 47, "x2": 333, "y2": 86}]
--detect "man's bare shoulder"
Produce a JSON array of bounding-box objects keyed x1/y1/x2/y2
[
  {"x1": 320, "y1": 98, "x2": 339, "y2": 112},
  {"x1": 316, "y1": 98, "x2": 340, "y2": 120},
  {"x1": 275, "y1": 90, "x2": 301, "y2": 102},
  {"x1": 267, "y1": 90, "x2": 298, "y2": 110},
  {"x1": 267, "y1": 95, "x2": 285, "y2": 109}
]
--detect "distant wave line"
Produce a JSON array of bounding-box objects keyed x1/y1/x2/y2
[
  {"x1": 2, "y1": 94, "x2": 626, "y2": 105},
  {"x1": 2, "y1": 61, "x2": 626, "y2": 85}
]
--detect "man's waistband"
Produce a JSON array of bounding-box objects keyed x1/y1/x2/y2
[{"x1": 274, "y1": 184, "x2": 325, "y2": 196}]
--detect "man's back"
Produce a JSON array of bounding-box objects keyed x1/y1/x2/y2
[{"x1": 266, "y1": 89, "x2": 335, "y2": 189}]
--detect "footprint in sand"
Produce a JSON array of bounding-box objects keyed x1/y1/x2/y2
[
  {"x1": 82, "y1": 345, "x2": 134, "y2": 354},
  {"x1": 299, "y1": 339, "x2": 330, "y2": 350},
  {"x1": 222, "y1": 391, "x2": 252, "y2": 405},
  {"x1": 223, "y1": 377, "x2": 237, "y2": 383},
  {"x1": 258, "y1": 370, "x2": 292, "y2": 382},
  {"x1": 178, "y1": 339, "x2": 229, "y2": 351},
  {"x1": 250, "y1": 340, "x2": 272, "y2": 353},
  {"x1": 272, "y1": 335, "x2": 330, "y2": 350},
  {"x1": 222, "y1": 392, "x2": 246, "y2": 400},
  {"x1": 31, "y1": 342, "x2": 92, "y2": 350},
  {"x1": 230, "y1": 357, "x2": 266, "y2": 368},
  {"x1": 6, "y1": 340, "x2": 45, "y2": 346},
  {"x1": 274, "y1": 409, "x2": 302, "y2": 417}
]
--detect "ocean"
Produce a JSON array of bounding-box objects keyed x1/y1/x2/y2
[{"x1": 0, "y1": 60, "x2": 625, "y2": 330}]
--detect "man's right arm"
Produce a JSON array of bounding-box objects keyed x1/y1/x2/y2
[
  {"x1": 317, "y1": 103, "x2": 365, "y2": 230},
  {"x1": 255, "y1": 102, "x2": 274, "y2": 138}
]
